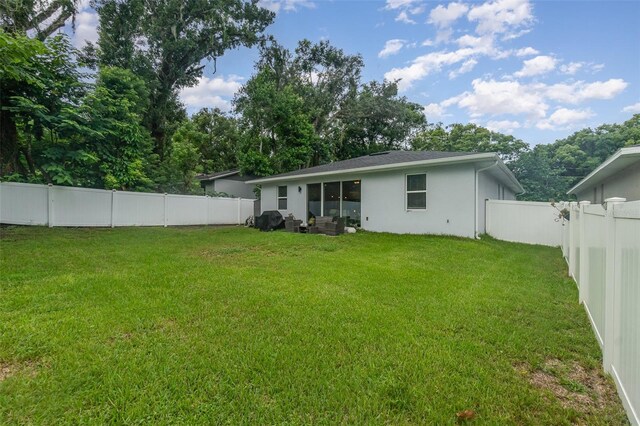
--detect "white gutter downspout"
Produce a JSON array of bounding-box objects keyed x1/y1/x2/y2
[{"x1": 475, "y1": 159, "x2": 499, "y2": 239}]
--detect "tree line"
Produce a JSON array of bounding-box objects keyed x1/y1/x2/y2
[{"x1": 1, "y1": 0, "x2": 638, "y2": 200}]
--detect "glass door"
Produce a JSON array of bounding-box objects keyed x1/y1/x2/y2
[
  {"x1": 307, "y1": 183, "x2": 321, "y2": 221},
  {"x1": 323, "y1": 182, "x2": 341, "y2": 217},
  {"x1": 341, "y1": 180, "x2": 361, "y2": 226}
]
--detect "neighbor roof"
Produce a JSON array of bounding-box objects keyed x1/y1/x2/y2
[
  {"x1": 248, "y1": 150, "x2": 523, "y2": 192},
  {"x1": 197, "y1": 170, "x2": 242, "y2": 182},
  {"x1": 567, "y1": 145, "x2": 640, "y2": 195}
]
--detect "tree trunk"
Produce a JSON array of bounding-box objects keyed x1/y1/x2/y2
[{"x1": 0, "y1": 109, "x2": 19, "y2": 175}]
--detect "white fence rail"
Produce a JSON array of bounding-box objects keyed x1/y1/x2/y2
[
  {"x1": 0, "y1": 182, "x2": 255, "y2": 227},
  {"x1": 560, "y1": 199, "x2": 640, "y2": 426},
  {"x1": 486, "y1": 200, "x2": 563, "y2": 246}
]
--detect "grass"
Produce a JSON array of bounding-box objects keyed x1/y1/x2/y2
[{"x1": 0, "y1": 226, "x2": 628, "y2": 424}]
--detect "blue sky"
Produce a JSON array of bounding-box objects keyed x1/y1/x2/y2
[{"x1": 69, "y1": 0, "x2": 640, "y2": 145}]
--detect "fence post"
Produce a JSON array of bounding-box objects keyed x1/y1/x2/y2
[
  {"x1": 568, "y1": 202, "x2": 578, "y2": 280},
  {"x1": 237, "y1": 197, "x2": 242, "y2": 225},
  {"x1": 603, "y1": 197, "x2": 625, "y2": 374},
  {"x1": 47, "y1": 183, "x2": 54, "y2": 228},
  {"x1": 163, "y1": 193, "x2": 168, "y2": 227},
  {"x1": 578, "y1": 201, "x2": 590, "y2": 303},
  {"x1": 206, "y1": 195, "x2": 211, "y2": 226},
  {"x1": 111, "y1": 189, "x2": 116, "y2": 228}
]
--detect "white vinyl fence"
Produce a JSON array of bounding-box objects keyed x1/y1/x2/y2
[
  {"x1": 560, "y1": 199, "x2": 640, "y2": 426},
  {"x1": 0, "y1": 182, "x2": 255, "y2": 227},
  {"x1": 485, "y1": 200, "x2": 563, "y2": 246}
]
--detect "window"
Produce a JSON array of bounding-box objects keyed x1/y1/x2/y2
[
  {"x1": 341, "y1": 180, "x2": 361, "y2": 226},
  {"x1": 307, "y1": 183, "x2": 321, "y2": 221},
  {"x1": 277, "y1": 185, "x2": 287, "y2": 210},
  {"x1": 323, "y1": 182, "x2": 341, "y2": 216},
  {"x1": 406, "y1": 174, "x2": 426, "y2": 210}
]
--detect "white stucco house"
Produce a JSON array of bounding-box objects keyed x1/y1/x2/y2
[
  {"x1": 198, "y1": 170, "x2": 257, "y2": 199},
  {"x1": 247, "y1": 151, "x2": 523, "y2": 238},
  {"x1": 568, "y1": 145, "x2": 640, "y2": 203}
]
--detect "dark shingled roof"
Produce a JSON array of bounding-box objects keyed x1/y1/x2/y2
[{"x1": 262, "y1": 150, "x2": 484, "y2": 180}]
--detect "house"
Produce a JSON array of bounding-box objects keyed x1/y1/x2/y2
[
  {"x1": 198, "y1": 170, "x2": 257, "y2": 199},
  {"x1": 568, "y1": 145, "x2": 640, "y2": 203},
  {"x1": 247, "y1": 151, "x2": 523, "y2": 238}
]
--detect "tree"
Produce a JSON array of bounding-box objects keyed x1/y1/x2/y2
[
  {"x1": 411, "y1": 122, "x2": 528, "y2": 163},
  {"x1": 92, "y1": 0, "x2": 275, "y2": 158},
  {"x1": 82, "y1": 66, "x2": 154, "y2": 190},
  {"x1": 336, "y1": 80, "x2": 425, "y2": 158},
  {"x1": 166, "y1": 124, "x2": 203, "y2": 193},
  {"x1": 236, "y1": 70, "x2": 315, "y2": 176},
  {"x1": 0, "y1": 31, "x2": 92, "y2": 182},
  {"x1": 509, "y1": 145, "x2": 571, "y2": 202},
  {"x1": 190, "y1": 108, "x2": 241, "y2": 173},
  {"x1": 1, "y1": 0, "x2": 77, "y2": 40}
]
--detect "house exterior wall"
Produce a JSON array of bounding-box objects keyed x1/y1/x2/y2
[
  {"x1": 204, "y1": 179, "x2": 256, "y2": 199},
  {"x1": 477, "y1": 171, "x2": 516, "y2": 234},
  {"x1": 575, "y1": 161, "x2": 640, "y2": 203},
  {"x1": 259, "y1": 163, "x2": 485, "y2": 238}
]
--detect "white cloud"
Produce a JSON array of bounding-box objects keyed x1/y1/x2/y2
[
  {"x1": 560, "y1": 62, "x2": 584, "y2": 75},
  {"x1": 385, "y1": 0, "x2": 424, "y2": 24},
  {"x1": 513, "y1": 55, "x2": 556, "y2": 77},
  {"x1": 423, "y1": 103, "x2": 449, "y2": 120},
  {"x1": 385, "y1": 48, "x2": 479, "y2": 90},
  {"x1": 179, "y1": 75, "x2": 244, "y2": 111},
  {"x1": 449, "y1": 58, "x2": 478, "y2": 79},
  {"x1": 385, "y1": 0, "x2": 419, "y2": 10},
  {"x1": 544, "y1": 79, "x2": 628, "y2": 104},
  {"x1": 445, "y1": 78, "x2": 549, "y2": 118},
  {"x1": 515, "y1": 46, "x2": 538, "y2": 56},
  {"x1": 395, "y1": 11, "x2": 416, "y2": 24},
  {"x1": 258, "y1": 0, "x2": 315, "y2": 13},
  {"x1": 537, "y1": 108, "x2": 594, "y2": 130},
  {"x1": 486, "y1": 119, "x2": 521, "y2": 133},
  {"x1": 622, "y1": 102, "x2": 640, "y2": 114},
  {"x1": 428, "y1": 2, "x2": 469, "y2": 27},
  {"x1": 378, "y1": 39, "x2": 406, "y2": 58},
  {"x1": 72, "y1": 10, "x2": 99, "y2": 48},
  {"x1": 467, "y1": 0, "x2": 534, "y2": 37}
]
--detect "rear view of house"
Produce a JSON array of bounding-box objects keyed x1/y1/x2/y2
[{"x1": 248, "y1": 151, "x2": 523, "y2": 238}]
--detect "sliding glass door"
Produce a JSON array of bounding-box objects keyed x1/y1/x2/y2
[
  {"x1": 323, "y1": 182, "x2": 341, "y2": 216},
  {"x1": 307, "y1": 180, "x2": 361, "y2": 226},
  {"x1": 341, "y1": 180, "x2": 361, "y2": 226},
  {"x1": 307, "y1": 183, "x2": 321, "y2": 221}
]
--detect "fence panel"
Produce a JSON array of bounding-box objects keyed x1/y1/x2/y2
[
  {"x1": 0, "y1": 182, "x2": 255, "y2": 227},
  {"x1": 166, "y1": 194, "x2": 208, "y2": 225},
  {"x1": 0, "y1": 182, "x2": 49, "y2": 225},
  {"x1": 211, "y1": 197, "x2": 239, "y2": 224},
  {"x1": 114, "y1": 191, "x2": 165, "y2": 226},
  {"x1": 612, "y1": 202, "x2": 640, "y2": 425},
  {"x1": 582, "y1": 204, "x2": 606, "y2": 346},
  {"x1": 51, "y1": 186, "x2": 112, "y2": 227},
  {"x1": 486, "y1": 200, "x2": 563, "y2": 246}
]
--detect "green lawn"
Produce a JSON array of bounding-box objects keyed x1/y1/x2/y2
[{"x1": 0, "y1": 226, "x2": 628, "y2": 424}]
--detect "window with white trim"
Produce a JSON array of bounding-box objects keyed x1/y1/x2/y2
[
  {"x1": 406, "y1": 174, "x2": 427, "y2": 210},
  {"x1": 277, "y1": 185, "x2": 287, "y2": 210}
]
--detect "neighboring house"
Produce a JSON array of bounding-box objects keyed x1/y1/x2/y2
[
  {"x1": 568, "y1": 145, "x2": 640, "y2": 203},
  {"x1": 198, "y1": 170, "x2": 257, "y2": 199},
  {"x1": 247, "y1": 151, "x2": 523, "y2": 238}
]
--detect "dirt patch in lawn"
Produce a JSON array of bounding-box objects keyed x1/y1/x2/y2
[
  {"x1": 0, "y1": 360, "x2": 39, "y2": 382},
  {"x1": 516, "y1": 358, "x2": 620, "y2": 415}
]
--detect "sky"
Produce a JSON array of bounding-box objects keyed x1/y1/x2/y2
[{"x1": 67, "y1": 0, "x2": 640, "y2": 145}]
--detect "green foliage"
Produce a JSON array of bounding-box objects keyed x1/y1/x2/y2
[
  {"x1": 1, "y1": 0, "x2": 77, "y2": 40},
  {"x1": 92, "y1": 0, "x2": 275, "y2": 158},
  {"x1": 164, "y1": 121, "x2": 204, "y2": 193},
  {"x1": 190, "y1": 108, "x2": 241, "y2": 173},
  {"x1": 82, "y1": 66, "x2": 154, "y2": 190},
  {"x1": 512, "y1": 114, "x2": 640, "y2": 200},
  {"x1": 235, "y1": 39, "x2": 426, "y2": 176},
  {"x1": 337, "y1": 80, "x2": 425, "y2": 158},
  {"x1": 411, "y1": 122, "x2": 528, "y2": 163}
]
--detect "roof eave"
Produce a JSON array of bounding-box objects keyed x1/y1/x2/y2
[
  {"x1": 246, "y1": 153, "x2": 497, "y2": 185},
  {"x1": 567, "y1": 146, "x2": 640, "y2": 195}
]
